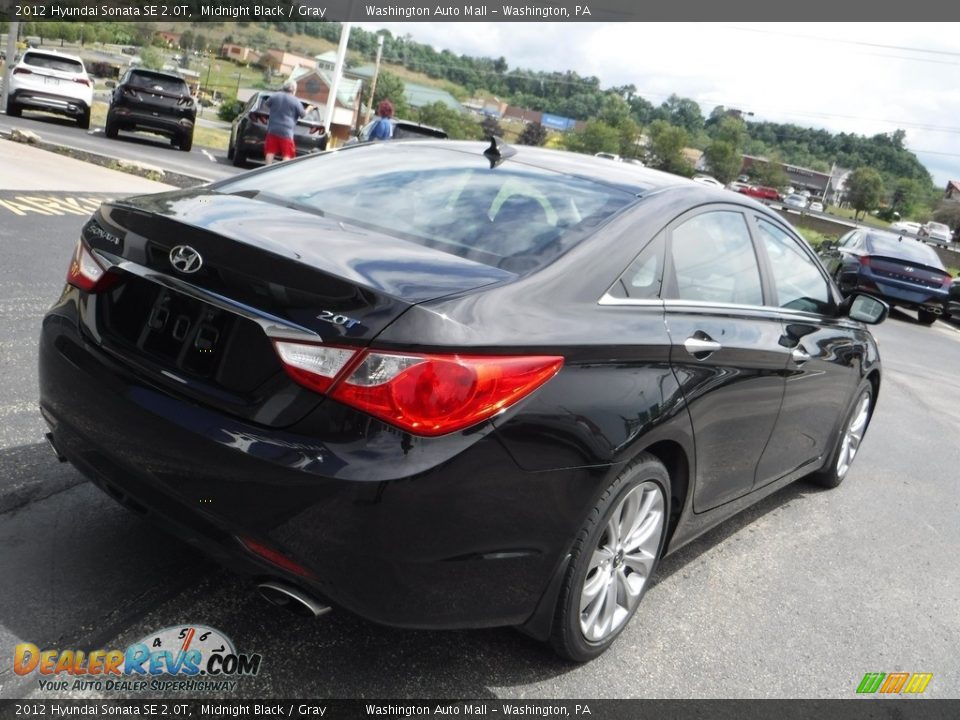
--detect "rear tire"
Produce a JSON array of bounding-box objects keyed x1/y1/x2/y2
[
  {"x1": 808, "y1": 385, "x2": 873, "y2": 489},
  {"x1": 227, "y1": 140, "x2": 235, "y2": 160},
  {"x1": 917, "y1": 309, "x2": 938, "y2": 325},
  {"x1": 178, "y1": 132, "x2": 193, "y2": 152},
  {"x1": 6, "y1": 98, "x2": 21, "y2": 117},
  {"x1": 549, "y1": 454, "x2": 669, "y2": 662},
  {"x1": 104, "y1": 115, "x2": 119, "y2": 139},
  {"x1": 232, "y1": 146, "x2": 247, "y2": 168},
  {"x1": 78, "y1": 109, "x2": 90, "y2": 130}
]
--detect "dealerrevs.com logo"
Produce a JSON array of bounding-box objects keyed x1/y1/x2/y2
[
  {"x1": 856, "y1": 672, "x2": 933, "y2": 695},
  {"x1": 14, "y1": 625, "x2": 262, "y2": 693}
]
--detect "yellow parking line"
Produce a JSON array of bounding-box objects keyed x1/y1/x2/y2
[{"x1": 0, "y1": 196, "x2": 105, "y2": 216}]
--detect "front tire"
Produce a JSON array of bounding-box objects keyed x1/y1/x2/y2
[
  {"x1": 550, "y1": 455, "x2": 669, "y2": 662},
  {"x1": 808, "y1": 385, "x2": 873, "y2": 489},
  {"x1": 917, "y1": 309, "x2": 938, "y2": 325}
]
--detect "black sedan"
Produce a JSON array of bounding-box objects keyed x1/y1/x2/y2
[
  {"x1": 38, "y1": 141, "x2": 886, "y2": 662},
  {"x1": 228, "y1": 91, "x2": 328, "y2": 167},
  {"x1": 819, "y1": 228, "x2": 952, "y2": 325}
]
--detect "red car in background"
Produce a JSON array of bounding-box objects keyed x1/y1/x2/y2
[{"x1": 739, "y1": 185, "x2": 782, "y2": 202}]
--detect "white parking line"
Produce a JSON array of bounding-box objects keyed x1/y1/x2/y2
[{"x1": 201, "y1": 149, "x2": 215, "y2": 162}]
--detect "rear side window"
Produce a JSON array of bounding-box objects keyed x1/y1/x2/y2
[
  {"x1": 666, "y1": 211, "x2": 763, "y2": 306},
  {"x1": 216, "y1": 146, "x2": 637, "y2": 273},
  {"x1": 607, "y1": 234, "x2": 665, "y2": 300},
  {"x1": 756, "y1": 219, "x2": 831, "y2": 314},
  {"x1": 24, "y1": 53, "x2": 84, "y2": 74}
]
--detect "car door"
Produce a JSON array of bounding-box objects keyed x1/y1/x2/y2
[
  {"x1": 750, "y1": 216, "x2": 863, "y2": 484},
  {"x1": 661, "y1": 207, "x2": 791, "y2": 513}
]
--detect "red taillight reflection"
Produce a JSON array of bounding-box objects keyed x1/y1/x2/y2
[
  {"x1": 272, "y1": 341, "x2": 564, "y2": 436},
  {"x1": 239, "y1": 537, "x2": 315, "y2": 579},
  {"x1": 67, "y1": 239, "x2": 117, "y2": 293},
  {"x1": 72, "y1": 77, "x2": 91, "y2": 86},
  {"x1": 858, "y1": 255, "x2": 871, "y2": 267}
]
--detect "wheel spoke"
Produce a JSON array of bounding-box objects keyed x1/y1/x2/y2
[
  {"x1": 623, "y1": 548, "x2": 654, "y2": 576},
  {"x1": 600, "y1": 573, "x2": 619, "y2": 633}
]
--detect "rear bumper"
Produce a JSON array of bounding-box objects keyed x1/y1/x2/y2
[
  {"x1": 38, "y1": 299, "x2": 588, "y2": 629},
  {"x1": 109, "y1": 108, "x2": 194, "y2": 137},
  {"x1": 238, "y1": 127, "x2": 325, "y2": 159},
  {"x1": 11, "y1": 89, "x2": 89, "y2": 117}
]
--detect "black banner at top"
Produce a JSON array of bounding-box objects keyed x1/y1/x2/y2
[{"x1": 1, "y1": 0, "x2": 960, "y2": 21}]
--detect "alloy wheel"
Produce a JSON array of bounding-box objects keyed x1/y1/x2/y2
[{"x1": 836, "y1": 393, "x2": 871, "y2": 479}]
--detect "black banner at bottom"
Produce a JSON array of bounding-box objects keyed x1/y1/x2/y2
[{"x1": 1, "y1": 699, "x2": 959, "y2": 720}]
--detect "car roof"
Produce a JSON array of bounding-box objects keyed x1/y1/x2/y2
[{"x1": 23, "y1": 49, "x2": 85, "y2": 63}]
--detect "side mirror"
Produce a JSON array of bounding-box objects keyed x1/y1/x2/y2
[{"x1": 844, "y1": 293, "x2": 888, "y2": 325}]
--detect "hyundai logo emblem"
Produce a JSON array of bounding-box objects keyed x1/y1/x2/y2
[{"x1": 169, "y1": 245, "x2": 203, "y2": 274}]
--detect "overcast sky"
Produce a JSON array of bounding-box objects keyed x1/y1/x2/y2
[{"x1": 357, "y1": 22, "x2": 960, "y2": 186}]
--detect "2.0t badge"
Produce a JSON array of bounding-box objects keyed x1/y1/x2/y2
[{"x1": 169, "y1": 245, "x2": 203, "y2": 274}]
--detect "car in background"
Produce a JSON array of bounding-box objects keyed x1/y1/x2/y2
[
  {"x1": 228, "y1": 91, "x2": 328, "y2": 167},
  {"x1": 783, "y1": 194, "x2": 808, "y2": 209},
  {"x1": 347, "y1": 118, "x2": 448, "y2": 145},
  {"x1": 5, "y1": 49, "x2": 93, "y2": 128},
  {"x1": 692, "y1": 175, "x2": 724, "y2": 188},
  {"x1": 740, "y1": 185, "x2": 781, "y2": 202},
  {"x1": 918, "y1": 221, "x2": 951, "y2": 247},
  {"x1": 809, "y1": 201, "x2": 824, "y2": 213},
  {"x1": 820, "y1": 228, "x2": 952, "y2": 325},
  {"x1": 594, "y1": 152, "x2": 621, "y2": 161},
  {"x1": 39, "y1": 140, "x2": 886, "y2": 664},
  {"x1": 726, "y1": 181, "x2": 751, "y2": 193},
  {"x1": 105, "y1": 68, "x2": 196, "y2": 151},
  {"x1": 889, "y1": 220, "x2": 922, "y2": 236}
]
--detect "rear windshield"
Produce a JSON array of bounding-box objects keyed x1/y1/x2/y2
[
  {"x1": 928, "y1": 222, "x2": 949, "y2": 232},
  {"x1": 256, "y1": 94, "x2": 320, "y2": 121},
  {"x1": 24, "y1": 53, "x2": 83, "y2": 73},
  {"x1": 215, "y1": 145, "x2": 637, "y2": 272},
  {"x1": 867, "y1": 234, "x2": 945, "y2": 268},
  {"x1": 127, "y1": 72, "x2": 188, "y2": 95}
]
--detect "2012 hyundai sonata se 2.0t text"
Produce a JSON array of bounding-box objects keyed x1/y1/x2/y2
[{"x1": 38, "y1": 139, "x2": 887, "y2": 661}]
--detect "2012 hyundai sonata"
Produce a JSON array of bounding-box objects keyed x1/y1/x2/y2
[{"x1": 39, "y1": 140, "x2": 886, "y2": 661}]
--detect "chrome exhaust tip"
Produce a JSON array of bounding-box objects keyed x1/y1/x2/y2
[
  {"x1": 257, "y1": 581, "x2": 331, "y2": 618},
  {"x1": 44, "y1": 433, "x2": 67, "y2": 463}
]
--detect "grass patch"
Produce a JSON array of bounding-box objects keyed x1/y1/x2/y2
[
  {"x1": 826, "y1": 205, "x2": 890, "y2": 229},
  {"x1": 796, "y1": 227, "x2": 838, "y2": 249}
]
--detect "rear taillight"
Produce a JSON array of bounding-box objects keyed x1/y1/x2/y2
[
  {"x1": 858, "y1": 255, "x2": 871, "y2": 267},
  {"x1": 272, "y1": 341, "x2": 563, "y2": 436},
  {"x1": 940, "y1": 274, "x2": 953, "y2": 288},
  {"x1": 67, "y1": 239, "x2": 116, "y2": 293},
  {"x1": 13, "y1": 67, "x2": 32, "y2": 75},
  {"x1": 72, "y1": 77, "x2": 91, "y2": 86}
]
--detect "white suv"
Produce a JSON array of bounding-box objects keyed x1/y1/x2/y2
[{"x1": 5, "y1": 49, "x2": 93, "y2": 128}]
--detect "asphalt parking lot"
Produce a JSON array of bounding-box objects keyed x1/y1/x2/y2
[{"x1": 0, "y1": 144, "x2": 958, "y2": 701}]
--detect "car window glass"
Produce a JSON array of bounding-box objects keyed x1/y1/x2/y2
[
  {"x1": 218, "y1": 147, "x2": 638, "y2": 274},
  {"x1": 667, "y1": 211, "x2": 763, "y2": 306},
  {"x1": 866, "y1": 234, "x2": 946, "y2": 269},
  {"x1": 840, "y1": 231, "x2": 860, "y2": 248},
  {"x1": 24, "y1": 53, "x2": 83, "y2": 73},
  {"x1": 756, "y1": 219, "x2": 831, "y2": 314},
  {"x1": 127, "y1": 72, "x2": 188, "y2": 95},
  {"x1": 607, "y1": 234, "x2": 665, "y2": 300}
]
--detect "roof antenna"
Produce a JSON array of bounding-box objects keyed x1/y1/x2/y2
[{"x1": 483, "y1": 136, "x2": 517, "y2": 169}]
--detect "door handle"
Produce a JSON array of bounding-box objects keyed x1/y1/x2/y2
[
  {"x1": 792, "y1": 347, "x2": 811, "y2": 364},
  {"x1": 684, "y1": 336, "x2": 722, "y2": 359}
]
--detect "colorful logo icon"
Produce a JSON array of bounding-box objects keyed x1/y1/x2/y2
[{"x1": 857, "y1": 672, "x2": 933, "y2": 694}]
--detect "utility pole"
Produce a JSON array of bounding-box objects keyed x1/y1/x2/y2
[
  {"x1": 323, "y1": 22, "x2": 351, "y2": 145},
  {"x1": 363, "y1": 34, "x2": 384, "y2": 126},
  {"x1": 2, "y1": 21, "x2": 20, "y2": 112}
]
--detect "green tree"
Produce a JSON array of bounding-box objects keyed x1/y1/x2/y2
[
  {"x1": 481, "y1": 115, "x2": 504, "y2": 138},
  {"x1": 617, "y1": 118, "x2": 643, "y2": 159},
  {"x1": 646, "y1": 120, "x2": 692, "y2": 176},
  {"x1": 415, "y1": 102, "x2": 483, "y2": 140},
  {"x1": 703, "y1": 140, "x2": 741, "y2": 184},
  {"x1": 845, "y1": 167, "x2": 885, "y2": 221},
  {"x1": 139, "y1": 46, "x2": 164, "y2": 71},
  {"x1": 563, "y1": 119, "x2": 620, "y2": 156},
  {"x1": 754, "y1": 157, "x2": 788, "y2": 190},
  {"x1": 517, "y1": 121, "x2": 548, "y2": 146},
  {"x1": 932, "y1": 202, "x2": 960, "y2": 232},
  {"x1": 361, "y1": 71, "x2": 409, "y2": 119}
]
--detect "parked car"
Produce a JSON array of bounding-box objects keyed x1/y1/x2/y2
[
  {"x1": 889, "y1": 221, "x2": 922, "y2": 236},
  {"x1": 39, "y1": 141, "x2": 886, "y2": 663},
  {"x1": 918, "y1": 221, "x2": 951, "y2": 247},
  {"x1": 726, "y1": 181, "x2": 751, "y2": 193},
  {"x1": 345, "y1": 118, "x2": 448, "y2": 145},
  {"x1": 740, "y1": 185, "x2": 781, "y2": 202},
  {"x1": 5, "y1": 49, "x2": 93, "y2": 128},
  {"x1": 105, "y1": 68, "x2": 196, "y2": 151},
  {"x1": 783, "y1": 194, "x2": 808, "y2": 209},
  {"x1": 809, "y1": 201, "x2": 824, "y2": 213},
  {"x1": 228, "y1": 91, "x2": 328, "y2": 167},
  {"x1": 820, "y1": 229, "x2": 952, "y2": 325},
  {"x1": 692, "y1": 175, "x2": 724, "y2": 188}
]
